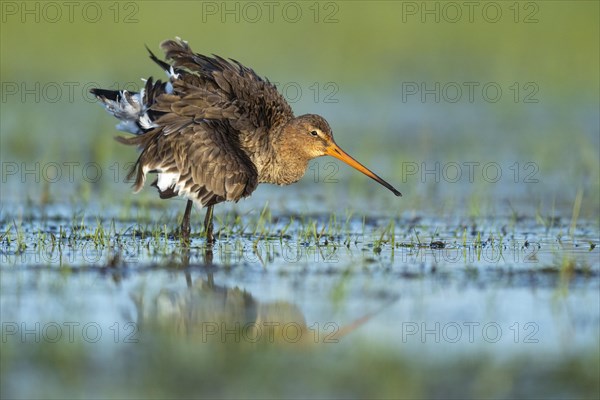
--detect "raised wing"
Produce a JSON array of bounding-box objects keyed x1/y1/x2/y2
[{"x1": 156, "y1": 38, "x2": 294, "y2": 134}]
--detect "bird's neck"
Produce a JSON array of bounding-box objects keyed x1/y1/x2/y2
[{"x1": 255, "y1": 130, "x2": 309, "y2": 185}]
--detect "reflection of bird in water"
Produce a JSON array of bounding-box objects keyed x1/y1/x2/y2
[
  {"x1": 131, "y1": 274, "x2": 397, "y2": 345},
  {"x1": 91, "y1": 38, "x2": 401, "y2": 243}
]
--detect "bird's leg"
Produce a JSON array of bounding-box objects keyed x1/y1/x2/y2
[
  {"x1": 180, "y1": 200, "x2": 193, "y2": 241},
  {"x1": 204, "y1": 204, "x2": 214, "y2": 245}
]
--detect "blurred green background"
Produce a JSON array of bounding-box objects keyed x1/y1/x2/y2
[{"x1": 2, "y1": 1, "x2": 599, "y2": 216}]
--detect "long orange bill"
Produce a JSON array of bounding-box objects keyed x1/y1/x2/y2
[{"x1": 326, "y1": 142, "x2": 402, "y2": 197}]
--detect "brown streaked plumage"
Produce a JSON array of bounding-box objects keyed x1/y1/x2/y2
[{"x1": 91, "y1": 38, "x2": 401, "y2": 243}]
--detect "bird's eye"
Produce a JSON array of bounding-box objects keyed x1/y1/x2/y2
[{"x1": 310, "y1": 130, "x2": 318, "y2": 137}]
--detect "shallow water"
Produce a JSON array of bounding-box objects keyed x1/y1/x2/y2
[{"x1": 1, "y1": 197, "x2": 598, "y2": 398}]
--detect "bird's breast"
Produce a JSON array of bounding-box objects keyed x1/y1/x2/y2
[{"x1": 255, "y1": 155, "x2": 308, "y2": 186}]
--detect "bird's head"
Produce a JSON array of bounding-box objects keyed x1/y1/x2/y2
[{"x1": 281, "y1": 114, "x2": 402, "y2": 196}]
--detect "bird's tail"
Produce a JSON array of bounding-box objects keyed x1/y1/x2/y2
[{"x1": 90, "y1": 77, "x2": 166, "y2": 136}]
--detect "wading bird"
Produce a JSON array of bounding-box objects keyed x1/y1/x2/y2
[{"x1": 91, "y1": 38, "x2": 401, "y2": 243}]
